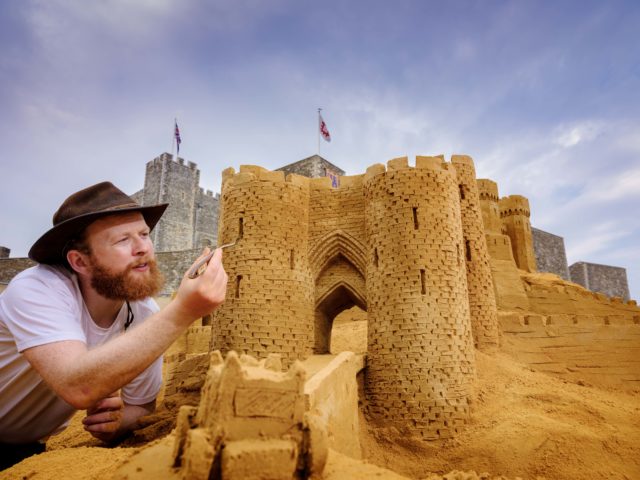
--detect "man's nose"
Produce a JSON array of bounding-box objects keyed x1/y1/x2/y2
[{"x1": 132, "y1": 235, "x2": 151, "y2": 255}]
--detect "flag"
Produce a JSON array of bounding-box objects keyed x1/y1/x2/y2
[
  {"x1": 174, "y1": 120, "x2": 182, "y2": 154},
  {"x1": 319, "y1": 113, "x2": 331, "y2": 143},
  {"x1": 326, "y1": 168, "x2": 339, "y2": 188}
]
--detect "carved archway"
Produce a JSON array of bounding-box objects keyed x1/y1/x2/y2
[
  {"x1": 313, "y1": 252, "x2": 366, "y2": 353},
  {"x1": 309, "y1": 229, "x2": 367, "y2": 280}
]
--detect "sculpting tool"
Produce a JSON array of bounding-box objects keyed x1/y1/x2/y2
[{"x1": 188, "y1": 241, "x2": 236, "y2": 279}]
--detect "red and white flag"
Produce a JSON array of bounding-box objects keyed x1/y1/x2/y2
[{"x1": 319, "y1": 113, "x2": 331, "y2": 143}]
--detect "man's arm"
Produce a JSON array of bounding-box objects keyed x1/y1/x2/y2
[
  {"x1": 82, "y1": 393, "x2": 156, "y2": 443},
  {"x1": 23, "y1": 248, "x2": 227, "y2": 410}
]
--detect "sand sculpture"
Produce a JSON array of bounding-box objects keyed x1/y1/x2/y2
[
  {"x1": 211, "y1": 155, "x2": 504, "y2": 441},
  {"x1": 173, "y1": 351, "x2": 326, "y2": 480},
  {"x1": 206, "y1": 154, "x2": 639, "y2": 442}
]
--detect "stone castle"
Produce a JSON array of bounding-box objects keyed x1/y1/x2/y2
[{"x1": 131, "y1": 152, "x2": 220, "y2": 252}]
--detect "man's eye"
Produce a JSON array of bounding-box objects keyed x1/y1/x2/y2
[{"x1": 141, "y1": 231, "x2": 150, "y2": 238}]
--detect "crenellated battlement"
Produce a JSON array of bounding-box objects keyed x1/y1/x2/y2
[
  {"x1": 222, "y1": 164, "x2": 314, "y2": 191},
  {"x1": 363, "y1": 155, "x2": 466, "y2": 186},
  {"x1": 499, "y1": 195, "x2": 531, "y2": 218},
  {"x1": 477, "y1": 179, "x2": 499, "y2": 202},
  {"x1": 451, "y1": 154, "x2": 475, "y2": 167},
  {"x1": 145, "y1": 152, "x2": 200, "y2": 171}
]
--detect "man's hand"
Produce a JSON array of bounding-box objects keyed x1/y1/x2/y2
[
  {"x1": 83, "y1": 392, "x2": 124, "y2": 442},
  {"x1": 173, "y1": 247, "x2": 228, "y2": 321}
]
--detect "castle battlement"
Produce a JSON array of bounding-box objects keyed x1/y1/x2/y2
[
  {"x1": 451, "y1": 154, "x2": 475, "y2": 167},
  {"x1": 499, "y1": 195, "x2": 531, "y2": 218},
  {"x1": 363, "y1": 155, "x2": 466, "y2": 185},
  {"x1": 146, "y1": 152, "x2": 198, "y2": 171},
  {"x1": 222, "y1": 164, "x2": 367, "y2": 193},
  {"x1": 477, "y1": 179, "x2": 499, "y2": 202}
]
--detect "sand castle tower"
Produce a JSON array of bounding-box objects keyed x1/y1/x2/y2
[
  {"x1": 499, "y1": 195, "x2": 537, "y2": 272},
  {"x1": 212, "y1": 166, "x2": 316, "y2": 365},
  {"x1": 363, "y1": 156, "x2": 476, "y2": 440},
  {"x1": 477, "y1": 181, "x2": 530, "y2": 310},
  {"x1": 451, "y1": 156, "x2": 499, "y2": 350}
]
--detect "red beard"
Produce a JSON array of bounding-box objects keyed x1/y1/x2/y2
[{"x1": 89, "y1": 256, "x2": 165, "y2": 301}]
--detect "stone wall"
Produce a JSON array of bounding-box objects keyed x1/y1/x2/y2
[
  {"x1": 569, "y1": 261, "x2": 631, "y2": 301},
  {"x1": 0, "y1": 257, "x2": 36, "y2": 283},
  {"x1": 532, "y1": 227, "x2": 570, "y2": 280},
  {"x1": 145, "y1": 153, "x2": 199, "y2": 252},
  {"x1": 140, "y1": 153, "x2": 219, "y2": 253},
  {"x1": 194, "y1": 188, "x2": 219, "y2": 249},
  {"x1": 0, "y1": 246, "x2": 10, "y2": 259},
  {"x1": 276, "y1": 154, "x2": 345, "y2": 179},
  {"x1": 155, "y1": 249, "x2": 200, "y2": 295}
]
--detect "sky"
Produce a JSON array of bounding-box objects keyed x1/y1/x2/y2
[{"x1": 1, "y1": 0, "x2": 639, "y2": 299}]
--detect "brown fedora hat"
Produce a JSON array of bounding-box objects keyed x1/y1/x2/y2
[{"x1": 29, "y1": 182, "x2": 168, "y2": 264}]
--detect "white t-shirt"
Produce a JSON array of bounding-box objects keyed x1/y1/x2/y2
[{"x1": 0, "y1": 264, "x2": 163, "y2": 444}]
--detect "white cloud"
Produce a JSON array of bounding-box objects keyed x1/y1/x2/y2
[{"x1": 554, "y1": 121, "x2": 604, "y2": 148}]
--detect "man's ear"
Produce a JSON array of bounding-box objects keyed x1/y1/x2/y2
[{"x1": 67, "y1": 250, "x2": 91, "y2": 275}]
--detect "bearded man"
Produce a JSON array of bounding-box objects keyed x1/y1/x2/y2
[{"x1": 0, "y1": 182, "x2": 228, "y2": 470}]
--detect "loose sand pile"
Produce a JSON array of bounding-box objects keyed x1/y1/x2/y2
[{"x1": 4, "y1": 322, "x2": 640, "y2": 479}]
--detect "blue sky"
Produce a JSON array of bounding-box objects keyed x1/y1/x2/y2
[{"x1": 1, "y1": 0, "x2": 639, "y2": 299}]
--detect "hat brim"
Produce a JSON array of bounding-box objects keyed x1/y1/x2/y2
[{"x1": 28, "y1": 203, "x2": 169, "y2": 264}]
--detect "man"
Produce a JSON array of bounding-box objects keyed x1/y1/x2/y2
[{"x1": 0, "y1": 182, "x2": 228, "y2": 470}]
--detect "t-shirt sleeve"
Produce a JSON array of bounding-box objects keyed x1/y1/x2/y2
[
  {"x1": 120, "y1": 297, "x2": 163, "y2": 405},
  {"x1": 0, "y1": 272, "x2": 86, "y2": 352},
  {"x1": 121, "y1": 354, "x2": 163, "y2": 405}
]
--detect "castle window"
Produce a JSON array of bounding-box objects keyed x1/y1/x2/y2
[
  {"x1": 290, "y1": 249, "x2": 295, "y2": 269},
  {"x1": 457, "y1": 244, "x2": 461, "y2": 266},
  {"x1": 374, "y1": 248, "x2": 379, "y2": 267},
  {"x1": 235, "y1": 275, "x2": 242, "y2": 299},
  {"x1": 465, "y1": 240, "x2": 472, "y2": 262},
  {"x1": 238, "y1": 217, "x2": 244, "y2": 240},
  {"x1": 459, "y1": 184, "x2": 465, "y2": 200},
  {"x1": 420, "y1": 269, "x2": 427, "y2": 295},
  {"x1": 202, "y1": 314, "x2": 212, "y2": 326},
  {"x1": 412, "y1": 207, "x2": 419, "y2": 230}
]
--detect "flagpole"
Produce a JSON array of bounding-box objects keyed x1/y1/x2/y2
[{"x1": 173, "y1": 117, "x2": 179, "y2": 162}]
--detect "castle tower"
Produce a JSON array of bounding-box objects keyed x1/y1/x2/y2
[
  {"x1": 499, "y1": 195, "x2": 537, "y2": 272},
  {"x1": 143, "y1": 153, "x2": 200, "y2": 252},
  {"x1": 193, "y1": 188, "x2": 219, "y2": 249},
  {"x1": 363, "y1": 156, "x2": 475, "y2": 441},
  {"x1": 476, "y1": 179, "x2": 502, "y2": 235},
  {"x1": 451, "y1": 156, "x2": 499, "y2": 350},
  {"x1": 212, "y1": 166, "x2": 315, "y2": 365},
  {"x1": 477, "y1": 181, "x2": 530, "y2": 310}
]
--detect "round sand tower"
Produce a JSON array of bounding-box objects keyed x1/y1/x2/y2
[
  {"x1": 212, "y1": 166, "x2": 315, "y2": 365},
  {"x1": 363, "y1": 156, "x2": 476, "y2": 440}
]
